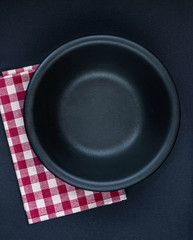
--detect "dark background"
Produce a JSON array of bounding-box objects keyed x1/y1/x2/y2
[{"x1": 0, "y1": 0, "x2": 193, "y2": 239}]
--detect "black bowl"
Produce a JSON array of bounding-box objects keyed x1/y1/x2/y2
[{"x1": 24, "y1": 35, "x2": 180, "y2": 191}]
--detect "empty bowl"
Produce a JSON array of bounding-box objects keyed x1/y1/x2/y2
[{"x1": 24, "y1": 35, "x2": 180, "y2": 191}]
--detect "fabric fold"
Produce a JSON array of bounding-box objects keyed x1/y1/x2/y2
[{"x1": 0, "y1": 65, "x2": 127, "y2": 224}]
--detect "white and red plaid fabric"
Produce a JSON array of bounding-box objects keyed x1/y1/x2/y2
[{"x1": 0, "y1": 65, "x2": 127, "y2": 224}]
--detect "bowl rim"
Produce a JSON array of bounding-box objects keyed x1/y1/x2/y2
[{"x1": 24, "y1": 35, "x2": 180, "y2": 191}]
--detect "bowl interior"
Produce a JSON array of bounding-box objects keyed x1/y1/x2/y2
[{"x1": 24, "y1": 36, "x2": 179, "y2": 191}]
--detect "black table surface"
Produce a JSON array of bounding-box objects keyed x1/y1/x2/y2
[{"x1": 0, "y1": 0, "x2": 193, "y2": 239}]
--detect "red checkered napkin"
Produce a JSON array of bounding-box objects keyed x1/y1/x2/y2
[{"x1": 0, "y1": 65, "x2": 127, "y2": 224}]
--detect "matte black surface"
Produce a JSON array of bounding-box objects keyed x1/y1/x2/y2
[
  {"x1": 24, "y1": 36, "x2": 179, "y2": 191},
  {"x1": 0, "y1": 0, "x2": 193, "y2": 239}
]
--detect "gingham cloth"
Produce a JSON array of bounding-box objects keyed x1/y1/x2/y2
[{"x1": 0, "y1": 65, "x2": 127, "y2": 224}]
